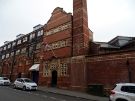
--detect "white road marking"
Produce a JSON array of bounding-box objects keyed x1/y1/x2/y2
[{"x1": 50, "y1": 97, "x2": 57, "y2": 100}]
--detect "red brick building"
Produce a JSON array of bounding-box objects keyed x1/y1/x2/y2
[{"x1": 1, "y1": 0, "x2": 135, "y2": 92}]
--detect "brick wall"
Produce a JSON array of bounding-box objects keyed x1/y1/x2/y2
[{"x1": 86, "y1": 51, "x2": 135, "y2": 89}]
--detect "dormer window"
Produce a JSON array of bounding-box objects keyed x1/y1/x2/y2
[
  {"x1": 37, "y1": 30, "x2": 43, "y2": 36},
  {"x1": 8, "y1": 44, "x2": 11, "y2": 49},
  {"x1": 30, "y1": 33, "x2": 35, "y2": 40},
  {"x1": 23, "y1": 37, "x2": 27, "y2": 42},
  {"x1": 17, "y1": 39, "x2": 21, "y2": 45},
  {"x1": 12, "y1": 42, "x2": 16, "y2": 47}
]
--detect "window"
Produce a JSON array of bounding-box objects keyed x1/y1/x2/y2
[
  {"x1": 6, "y1": 53, "x2": 10, "y2": 58},
  {"x1": 21, "y1": 48, "x2": 26, "y2": 54},
  {"x1": 16, "y1": 50, "x2": 20, "y2": 55},
  {"x1": 60, "y1": 63, "x2": 68, "y2": 76},
  {"x1": 12, "y1": 42, "x2": 16, "y2": 47},
  {"x1": 17, "y1": 40, "x2": 21, "y2": 45},
  {"x1": 29, "y1": 46, "x2": 33, "y2": 57},
  {"x1": 37, "y1": 30, "x2": 43, "y2": 36},
  {"x1": 51, "y1": 64, "x2": 56, "y2": 69},
  {"x1": 0, "y1": 47, "x2": 2, "y2": 52},
  {"x1": 23, "y1": 37, "x2": 27, "y2": 42},
  {"x1": 30, "y1": 33, "x2": 35, "y2": 40},
  {"x1": 2, "y1": 55, "x2": 5, "y2": 59},
  {"x1": 3, "y1": 46, "x2": 6, "y2": 50},
  {"x1": 8, "y1": 44, "x2": 11, "y2": 49},
  {"x1": 44, "y1": 68, "x2": 49, "y2": 76},
  {"x1": 36, "y1": 43, "x2": 41, "y2": 49},
  {"x1": 11, "y1": 52, "x2": 15, "y2": 57},
  {"x1": 121, "y1": 86, "x2": 135, "y2": 94}
]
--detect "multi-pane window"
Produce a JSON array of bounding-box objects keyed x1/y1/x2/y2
[
  {"x1": 2, "y1": 55, "x2": 5, "y2": 59},
  {"x1": 23, "y1": 37, "x2": 27, "y2": 42},
  {"x1": 12, "y1": 42, "x2": 16, "y2": 47},
  {"x1": 43, "y1": 63, "x2": 49, "y2": 76},
  {"x1": 36, "y1": 43, "x2": 41, "y2": 49},
  {"x1": 60, "y1": 63, "x2": 68, "y2": 76},
  {"x1": 16, "y1": 50, "x2": 20, "y2": 55},
  {"x1": 30, "y1": 33, "x2": 35, "y2": 40},
  {"x1": 17, "y1": 39, "x2": 21, "y2": 45},
  {"x1": 6, "y1": 53, "x2": 10, "y2": 58},
  {"x1": 3, "y1": 46, "x2": 6, "y2": 50},
  {"x1": 37, "y1": 30, "x2": 43, "y2": 36},
  {"x1": 8, "y1": 44, "x2": 11, "y2": 49},
  {"x1": 44, "y1": 68, "x2": 49, "y2": 76},
  {"x1": 11, "y1": 52, "x2": 15, "y2": 57},
  {"x1": 29, "y1": 46, "x2": 33, "y2": 57},
  {"x1": 21, "y1": 48, "x2": 26, "y2": 54},
  {"x1": 0, "y1": 47, "x2": 2, "y2": 51}
]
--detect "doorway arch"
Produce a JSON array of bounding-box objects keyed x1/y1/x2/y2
[{"x1": 51, "y1": 70, "x2": 57, "y2": 87}]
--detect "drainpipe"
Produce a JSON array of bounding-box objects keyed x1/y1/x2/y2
[{"x1": 126, "y1": 59, "x2": 132, "y2": 83}]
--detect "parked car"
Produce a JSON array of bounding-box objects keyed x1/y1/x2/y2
[
  {"x1": 13, "y1": 78, "x2": 37, "y2": 91},
  {"x1": 109, "y1": 83, "x2": 135, "y2": 101},
  {"x1": 0, "y1": 77, "x2": 11, "y2": 86}
]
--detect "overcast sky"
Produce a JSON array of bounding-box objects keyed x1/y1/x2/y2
[{"x1": 0, "y1": 0, "x2": 135, "y2": 46}]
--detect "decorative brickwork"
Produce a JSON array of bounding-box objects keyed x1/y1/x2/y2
[{"x1": 73, "y1": 0, "x2": 93, "y2": 56}]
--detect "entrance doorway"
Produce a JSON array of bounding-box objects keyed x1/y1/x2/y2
[
  {"x1": 51, "y1": 70, "x2": 57, "y2": 87},
  {"x1": 31, "y1": 71, "x2": 39, "y2": 84}
]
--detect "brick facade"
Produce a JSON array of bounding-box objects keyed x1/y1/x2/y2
[{"x1": 0, "y1": 0, "x2": 135, "y2": 93}]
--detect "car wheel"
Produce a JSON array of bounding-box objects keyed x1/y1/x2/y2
[
  {"x1": 23, "y1": 86, "x2": 26, "y2": 91},
  {"x1": 116, "y1": 99, "x2": 128, "y2": 101}
]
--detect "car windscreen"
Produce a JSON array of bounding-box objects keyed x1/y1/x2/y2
[
  {"x1": 3, "y1": 77, "x2": 8, "y2": 80},
  {"x1": 24, "y1": 79, "x2": 34, "y2": 83}
]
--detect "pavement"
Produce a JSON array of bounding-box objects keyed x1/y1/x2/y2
[{"x1": 38, "y1": 86, "x2": 109, "y2": 101}]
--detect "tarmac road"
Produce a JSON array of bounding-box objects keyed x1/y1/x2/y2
[{"x1": 0, "y1": 86, "x2": 92, "y2": 101}]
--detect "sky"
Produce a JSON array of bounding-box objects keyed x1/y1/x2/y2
[{"x1": 0, "y1": 0, "x2": 135, "y2": 46}]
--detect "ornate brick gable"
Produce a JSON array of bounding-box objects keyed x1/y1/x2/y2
[{"x1": 45, "y1": 7, "x2": 72, "y2": 31}]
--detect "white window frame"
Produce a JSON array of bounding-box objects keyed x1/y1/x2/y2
[
  {"x1": 16, "y1": 50, "x2": 20, "y2": 55},
  {"x1": 8, "y1": 44, "x2": 11, "y2": 49},
  {"x1": 12, "y1": 42, "x2": 16, "y2": 46},
  {"x1": 23, "y1": 37, "x2": 27, "y2": 42},
  {"x1": 17, "y1": 40, "x2": 21, "y2": 45},
  {"x1": 3, "y1": 46, "x2": 6, "y2": 50},
  {"x1": 21, "y1": 48, "x2": 26, "y2": 54},
  {"x1": 6, "y1": 53, "x2": 10, "y2": 58},
  {"x1": 30, "y1": 33, "x2": 35, "y2": 40},
  {"x1": 2, "y1": 55, "x2": 5, "y2": 59},
  {"x1": 11, "y1": 52, "x2": 15, "y2": 56}
]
